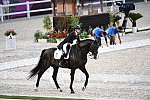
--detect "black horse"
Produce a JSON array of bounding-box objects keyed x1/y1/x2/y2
[{"x1": 28, "y1": 39, "x2": 99, "y2": 93}]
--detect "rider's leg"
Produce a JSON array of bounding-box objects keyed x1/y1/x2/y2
[
  {"x1": 59, "y1": 53, "x2": 65, "y2": 66},
  {"x1": 59, "y1": 44, "x2": 65, "y2": 66},
  {"x1": 65, "y1": 44, "x2": 70, "y2": 57},
  {"x1": 59, "y1": 44, "x2": 70, "y2": 66}
]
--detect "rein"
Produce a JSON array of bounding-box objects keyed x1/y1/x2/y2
[{"x1": 88, "y1": 52, "x2": 99, "y2": 59}]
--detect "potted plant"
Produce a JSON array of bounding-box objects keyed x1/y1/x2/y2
[
  {"x1": 4, "y1": 28, "x2": 17, "y2": 36},
  {"x1": 109, "y1": 12, "x2": 121, "y2": 26},
  {"x1": 128, "y1": 12, "x2": 143, "y2": 33},
  {"x1": 34, "y1": 30, "x2": 47, "y2": 42}
]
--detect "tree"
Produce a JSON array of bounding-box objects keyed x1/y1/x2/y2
[{"x1": 43, "y1": 16, "x2": 52, "y2": 31}]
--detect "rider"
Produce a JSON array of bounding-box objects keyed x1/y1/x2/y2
[
  {"x1": 92, "y1": 26, "x2": 108, "y2": 47},
  {"x1": 57, "y1": 25, "x2": 81, "y2": 66}
]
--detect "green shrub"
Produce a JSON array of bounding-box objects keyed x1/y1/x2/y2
[
  {"x1": 47, "y1": 37, "x2": 57, "y2": 43},
  {"x1": 34, "y1": 30, "x2": 47, "y2": 42},
  {"x1": 43, "y1": 16, "x2": 52, "y2": 31},
  {"x1": 79, "y1": 33, "x2": 89, "y2": 39},
  {"x1": 128, "y1": 12, "x2": 143, "y2": 27}
]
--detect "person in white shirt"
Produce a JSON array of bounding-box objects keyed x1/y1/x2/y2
[{"x1": 110, "y1": 1, "x2": 120, "y2": 27}]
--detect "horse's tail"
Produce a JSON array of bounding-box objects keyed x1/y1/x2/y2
[{"x1": 28, "y1": 49, "x2": 46, "y2": 79}]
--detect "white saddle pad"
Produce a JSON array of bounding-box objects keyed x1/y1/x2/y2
[
  {"x1": 54, "y1": 49, "x2": 62, "y2": 59},
  {"x1": 54, "y1": 49, "x2": 70, "y2": 59}
]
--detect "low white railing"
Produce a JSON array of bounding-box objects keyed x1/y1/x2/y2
[{"x1": 0, "y1": 0, "x2": 52, "y2": 22}]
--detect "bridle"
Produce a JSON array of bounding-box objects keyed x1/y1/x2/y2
[{"x1": 88, "y1": 41, "x2": 99, "y2": 59}]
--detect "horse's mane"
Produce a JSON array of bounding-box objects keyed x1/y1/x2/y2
[
  {"x1": 70, "y1": 39, "x2": 94, "y2": 58},
  {"x1": 79, "y1": 39, "x2": 94, "y2": 47},
  {"x1": 70, "y1": 39, "x2": 94, "y2": 62}
]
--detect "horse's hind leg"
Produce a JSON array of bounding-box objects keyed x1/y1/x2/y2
[
  {"x1": 79, "y1": 67, "x2": 89, "y2": 91},
  {"x1": 35, "y1": 67, "x2": 49, "y2": 92},
  {"x1": 52, "y1": 67, "x2": 62, "y2": 92}
]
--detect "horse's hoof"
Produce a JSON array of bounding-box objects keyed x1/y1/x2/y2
[
  {"x1": 71, "y1": 91, "x2": 75, "y2": 94},
  {"x1": 60, "y1": 89, "x2": 63, "y2": 92},
  {"x1": 34, "y1": 88, "x2": 38, "y2": 92},
  {"x1": 58, "y1": 88, "x2": 62, "y2": 92},
  {"x1": 82, "y1": 86, "x2": 86, "y2": 91}
]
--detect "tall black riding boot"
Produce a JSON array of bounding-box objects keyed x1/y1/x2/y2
[{"x1": 59, "y1": 55, "x2": 65, "y2": 66}]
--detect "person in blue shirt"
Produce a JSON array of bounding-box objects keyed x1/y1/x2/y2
[
  {"x1": 92, "y1": 26, "x2": 108, "y2": 47},
  {"x1": 106, "y1": 26, "x2": 122, "y2": 45}
]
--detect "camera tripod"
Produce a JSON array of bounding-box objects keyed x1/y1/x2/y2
[{"x1": 122, "y1": 13, "x2": 129, "y2": 32}]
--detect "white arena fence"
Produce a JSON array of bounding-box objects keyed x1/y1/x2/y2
[
  {"x1": 0, "y1": 0, "x2": 52, "y2": 22},
  {"x1": 0, "y1": 0, "x2": 147, "y2": 23},
  {"x1": 0, "y1": 0, "x2": 126, "y2": 22}
]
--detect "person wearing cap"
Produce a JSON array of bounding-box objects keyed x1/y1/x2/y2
[
  {"x1": 57, "y1": 25, "x2": 81, "y2": 66},
  {"x1": 106, "y1": 26, "x2": 122, "y2": 45},
  {"x1": 92, "y1": 26, "x2": 108, "y2": 47}
]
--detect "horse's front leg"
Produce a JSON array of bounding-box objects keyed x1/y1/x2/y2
[
  {"x1": 70, "y1": 69, "x2": 76, "y2": 93},
  {"x1": 52, "y1": 67, "x2": 62, "y2": 92},
  {"x1": 79, "y1": 67, "x2": 89, "y2": 91}
]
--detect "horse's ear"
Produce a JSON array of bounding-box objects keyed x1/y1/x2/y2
[
  {"x1": 94, "y1": 40, "x2": 97, "y2": 44},
  {"x1": 93, "y1": 40, "x2": 98, "y2": 44}
]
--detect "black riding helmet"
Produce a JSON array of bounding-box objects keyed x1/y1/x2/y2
[{"x1": 74, "y1": 25, "x2": 81, "y2": 30}]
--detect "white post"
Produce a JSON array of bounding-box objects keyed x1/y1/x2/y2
[
  {"x1": 26, "y1": 1, "x2": 30, "y2": 19},
  {"x1": 5, "y1": 33, "x2": 16, "y2": 50},
  {"x1": 144, "y1": 0, "x2": 147, "y2": 3},
  {"x1": 0, "y1": 4, "x2": 4, "y2": 22}
]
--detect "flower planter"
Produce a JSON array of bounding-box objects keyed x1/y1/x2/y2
[
  {"x1": 5, "y1": 34, "x2": 16, "y2": 50},
  {"x1": 132, "y1": 27, "x2": 137, "y2": 33},
  {"x1": 38, "y1": 39, "x2": 47, "y2": 43}
]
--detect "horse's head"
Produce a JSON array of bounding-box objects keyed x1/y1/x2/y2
[
  {"x1": 89, "y1": 40, "x2": 99, "y2": 59},
  {"x1": 78, "y1": 39, "x2": 99, "y2": 60}
]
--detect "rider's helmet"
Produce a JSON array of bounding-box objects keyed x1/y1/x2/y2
[{"x1": 73, "y1": 25, "x2": 81, "y2": 30}]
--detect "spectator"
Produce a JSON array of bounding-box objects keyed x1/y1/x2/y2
[
  {"x1": 92, "y1": 26, "x2": 108, "y2": 47},
  {"x1": 106, "y1": 26, "x2": 122, "y2": 45},
  {"x1": 110, "y1": 1, "x2": 120, "y2": 27},
  {"x1": 87, "y1": 26, "x2": 93, "y2": 36}
]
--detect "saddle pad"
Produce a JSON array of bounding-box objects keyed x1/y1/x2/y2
[
  {"x1": 54, "y1": 49, "x2": 70, "y2": 59},
  {"x1": 54, "y1": 49, "x2": 62, "y2": 59}
]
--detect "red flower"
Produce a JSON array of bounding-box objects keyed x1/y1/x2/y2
[{"x1": 48, "y1": 33, "x2": 67, "y2": 39}]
